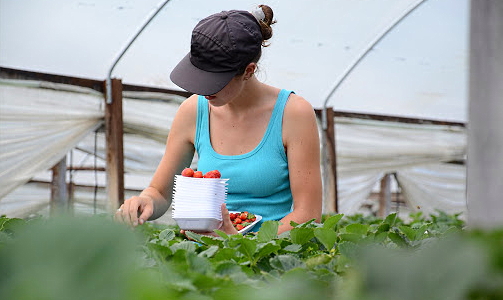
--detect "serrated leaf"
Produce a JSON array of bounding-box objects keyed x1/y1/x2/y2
[
  {"x1": 384, "y1": 213, "x2": 398, "y2": 226},
  {"x1": 399, "y1": 225, "x2": 417, "y2": 241},
  {"x1": 213, "y1": 247, "x2": 238, "y2": 262},
  {"x1": 184, "y1": 231, "x2": 205, "y2": 244},
  {"x1": 290, "y1": 227, "x2": 315, "y2": 245},
  {"x1": 158, "y1": 229, "x2": 175, "y2": 241},
  {"x1": 198, "y1": 245, "x2": 219, "y2": 258},
  {"x1": 270, "y1": 254, "x2": 305, "y2": 271},
  {"x1": 314, "y1": 228, "x2": 337, "y2": 250},
  {"x1": 255, "y1": 242, "x2": 281, "y2": 260},
  {"x1": 345, "y1": 223, "x2": 369, "y2": 235},
  {"x1": 305, "y1": 253, "x2": 332, "y2": 268},
  {"x1": 215, "y1": 261, "x2": 243, "y2": 276},
  {"x1": 257, "y1": 221, "x2": 279, "y2": 242},
  {"x1": 338, "y1": 233, "x2": 362, "y2": 243},
  {"x1": 323, "y1": 214, "x2": 344, "y2": 230},
  {"x1": 237, "y1": 239, "x2": 257, "y2": 260},
  {"x1": 282, "y1": 243, "x2": 302, "y2": 252},
  {"x1": 373, "y1": 232, "x2": 388, "y2": 243},
  {"x1": 213, "y1": 229, "x2": 229, "y2": 239},
  {"x1": 337, "y1": 241, "x2": 359, "y2": 259},
  {"x1": 377, "y1": 223, "x2": 390, "y2": 233},
  {"x1": 388, "y1": 232, "x2": 408, "y2": 247},
  {"x1": 186, "y1": 252, "x2": 212, "y2": 274},
  {"x1": 201, "y1": 235, "x2": 223, "y2": 246},
  {"x1": 170, "y1": 240, "x2": 197, "y2": 253}
]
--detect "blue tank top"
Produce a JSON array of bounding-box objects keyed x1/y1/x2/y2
[{"x1": 195, "y1": 89, "x2": 294, "y2": 231}]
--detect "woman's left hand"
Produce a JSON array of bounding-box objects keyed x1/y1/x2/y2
[{"x1": 181, "y1": 203, "x2": 239, "y2": 237}]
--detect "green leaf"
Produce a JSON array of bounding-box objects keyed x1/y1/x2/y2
[
  {"x1": 158, "y1": 229, "x2": 176, "y2": 241},
  {"x1": 270, "y1": 254, "x2": 306, "y2": 271},
  {"x1": 201, "y1": 236, "x2": 223, "y2": 247},
  {"x1": 290, "y1": 227, "x2": 315, "y2": 245},
  {"x1": 213, "y1": 247, "x2": 238, "y2": 262},
  {"x1": 399, "y1": 225, "x2": 417, "y2": 241},
  {"x1": 373, "y1": 232, "x2": 388, "y2": 243},
  {"x1": 213, "y1": 229, "x2": 229, "y2": 239},
  {"x1": 186, "y1": 252, "x2": 212, "y2": 274},
  {"x1": 314, "y1": 228, "x2": 337, "y2": 250},
  {"x1": 305, "y1": 253, "x2": 332, "y2": 268},
  {"x1": 282, "y1": 243, "x2": 302, "y2": 253},
  {"x1": 383, "y1": 213, "x2": 398, "y2": 226},
  {"x1": 388, "y1": 231, "x2": 409, "y2": 247},
  {"x1": 198, "y1": 245, "x2": 219, "y2": 258},
  {"x1": 215, "y1": 261, "x2": 246, "y2": 278},
  {"x1": 345, "y1": 223, "x2": 369, "y2": 236},
  {"x1": 377, "y1": 223, "x2": 390, "y2": 233},
  {"x1": 170, "y1": 240, "x2": 197, "y2": 253},
  {"x1": 338, "y1": 233, "x2": 362, "y2": 243},
  {"x1": 184, "y1": 231, "x2": 205, "y2": 244},
  {"x1": 255, "y1": 242, "x2": 281, "y2": 260},
  {"x1": 338, "y1": 241, "x2": 359, "y2": 259},
  {"x1": 237, "y1": 239, "x2": 257, "y2": 261},
  {"x1": 257, "y1": 221, "x2": 279, "y2": 242},
  {"x1": 323, "y1": 214, "x2": 344, "y2": 230}
]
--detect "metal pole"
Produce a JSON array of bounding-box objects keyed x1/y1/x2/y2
[
  {"x1": 321, "y1": 0, "x2": 428, "y2": 109},
  {"x1": 106, "y1": 0, "x2": 172, "y2": 104}
]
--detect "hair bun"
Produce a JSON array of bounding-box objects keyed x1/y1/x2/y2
[{"x1": 254, "y1": 4, "x2": 275, "y2": 46}]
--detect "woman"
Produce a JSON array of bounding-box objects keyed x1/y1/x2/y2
[{"x1": 115, "y1": 5, "x2": 322, "y2": 235}]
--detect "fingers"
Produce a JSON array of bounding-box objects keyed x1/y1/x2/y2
[
  {"x1": 220, "y1": 203, "x2": 239, "y2": 234},
  {"x1": 114, "y1": 196, "x2": 153, "y2": 227},
  {"x1": 138, "y1": 202, "x2": 153, "y2": 225}
]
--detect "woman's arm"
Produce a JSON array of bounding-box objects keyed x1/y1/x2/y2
[
  {"x1": 278, "y1": 94, "x2": 322, "y2": 234},
  {"x1": 117, "y1": 95, "x2": 198, "y2": 226}
]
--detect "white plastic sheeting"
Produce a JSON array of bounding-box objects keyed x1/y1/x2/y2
[
  {"x1": 0, "y1": 0, "x2": 469, "y2": 121},
  {"x1": 334, "y1": 118, "x2": 466, "y2": 216},
  {"x1": 0, "y1": 80, "x2": 104, "y2": 199},
  {"x1": 0, "y1": 79, "x2": 468, "y2": 219}
]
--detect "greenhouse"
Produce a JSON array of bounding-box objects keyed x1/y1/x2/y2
[{"x1": 1, "y1": 0, "x2": 502, "y2": 299}]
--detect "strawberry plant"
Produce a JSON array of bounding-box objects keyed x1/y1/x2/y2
[{"x1": 1, "y1": 211, "x2": 502, "y2": 300}]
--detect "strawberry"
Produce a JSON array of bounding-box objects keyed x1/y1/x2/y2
[
  {"x1": 193, "y1": 171, "x2": 203, "y2": 178},
  {"x1": 236, "y1": 224, "x2": 244, "y2": 231},
  {"x1": 203, "y1": 170, "x2": 221, "y2": 178},
  {"x1": 181, "y1": 168, "x2": 194, "y2": 177}
]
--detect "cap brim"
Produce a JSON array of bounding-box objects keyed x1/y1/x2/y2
[{"x1": 170, "y1": 53, "x2": 237, "y2": 96}]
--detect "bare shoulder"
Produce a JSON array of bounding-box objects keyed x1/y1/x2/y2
[
  {"x1": 176, "y1": 94, "x2": 199, "y2": 116},
  {"x1": 169, "y1": 94, "x2": 199, "y2": 143},
  {"x1": 284, "y1": 93, "x2": 316, "y2": 121}
]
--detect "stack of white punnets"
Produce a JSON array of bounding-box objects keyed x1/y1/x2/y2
[{"x1": 172, "y1": 174, "x2": 229, "y2": 232}]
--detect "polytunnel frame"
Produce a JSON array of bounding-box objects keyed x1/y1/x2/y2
[{"x1": 102, "y1": 0, "x2": 431, "y2": 213}]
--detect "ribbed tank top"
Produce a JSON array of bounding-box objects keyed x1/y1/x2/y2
[{"x1": 195, "y1": 89, "x2": 293, "y2": 231}]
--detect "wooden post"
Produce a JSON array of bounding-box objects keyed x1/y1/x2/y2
[
  {"x1": 378, "y1": 174, "x2": 391, "y2": 218},
  {"x1": 467, "y1": 0, "x2": 503, "y2": 229},
  {"x1": 324, "y1": 107, "x2": 339, "y2": 212},
  {"x1": 50, "y1": 156, "x2": 69, "y2": 214},
  {"x1": 103, "y1": 78, "x2": 125, "y2": 212},
  {"x1": 315, "y1": 108, "x2": 339, "y2": 213}
]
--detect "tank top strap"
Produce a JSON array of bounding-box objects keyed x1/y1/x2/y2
[
  {"x1": 265, "y1": 89, "x2": 293, "y2": 160},
  {"x1": 195, "y1": 95, "x2": 210, "y2": 151}
]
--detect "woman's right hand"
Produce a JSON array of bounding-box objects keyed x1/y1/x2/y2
[{"x1": 114, "y1": 195, "x2": 154, "y2": 227}]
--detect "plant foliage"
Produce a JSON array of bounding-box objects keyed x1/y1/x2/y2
[{"x1": 0, "y1": 211, "x2": 502, "y2": 300}]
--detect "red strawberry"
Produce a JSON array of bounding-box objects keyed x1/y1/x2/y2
[
  {"x1": 193, "y1": 171, "x2": 203, "y2": 178},
  {"x1": 203, "y1": 170, "x2": 221, "y2": 178},
  {"x1": 181, "y1": 168, "x2": 194, "y2": 177},
  {"x1": 236, "y1": 224, "x2": 244, "y2": 231}
]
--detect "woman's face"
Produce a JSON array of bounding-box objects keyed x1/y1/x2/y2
[{"x1": 204, "y1": 63, "x2": 255, "y2": 107}]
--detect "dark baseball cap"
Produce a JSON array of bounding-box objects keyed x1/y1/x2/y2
[{"x1": 170, "y1": 10, "x2": 262, "y2": 96}]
